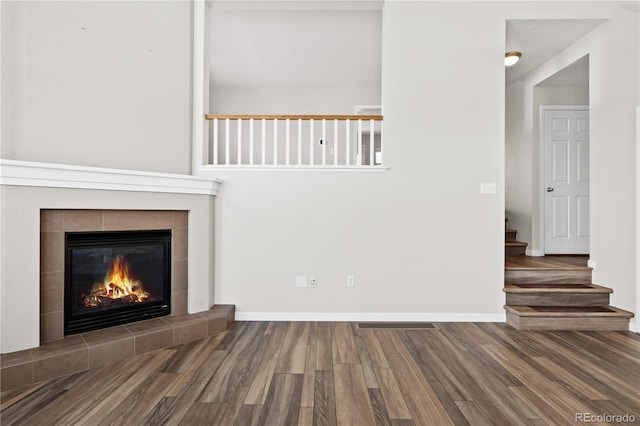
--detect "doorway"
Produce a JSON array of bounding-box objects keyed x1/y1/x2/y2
[{"x1": 541, "y1": 106, "x2": 590, "y2": 254}]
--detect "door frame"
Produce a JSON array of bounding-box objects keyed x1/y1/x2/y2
[
  {"x1": 538, "y1": 105, "x2": 590, "y2": 255},
  {"x1": 635, "y1": 106, "x2": 639, "y2": 332}
]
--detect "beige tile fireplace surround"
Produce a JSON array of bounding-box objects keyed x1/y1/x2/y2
[{"x1": 40, "y1": 209, "x2": 189, "y2": 343}]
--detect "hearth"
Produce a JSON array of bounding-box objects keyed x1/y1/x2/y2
[{"x1": 65, "y1": 230, "x2": 171, "y2": 335}]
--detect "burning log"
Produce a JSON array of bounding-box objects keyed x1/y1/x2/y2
[{"x1": 80, "y1": 257, "x2": 154, "y2": 308}]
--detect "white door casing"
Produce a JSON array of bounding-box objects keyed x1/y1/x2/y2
[
  {"x1": 635, "y1": 106, "x2": 639, "y2": 332},
  {"x1": 543, "y1": 108, "x2": 590, "y2": 254}
]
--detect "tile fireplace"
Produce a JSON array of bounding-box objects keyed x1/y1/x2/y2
[
  {"x1": 0, "y1": 161, "x2": 228, "y2": 391},
  {"x1": 40, "y1": 210, "x2": 188, "y2": 344}
]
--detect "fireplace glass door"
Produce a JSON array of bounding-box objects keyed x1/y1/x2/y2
[{"x1": 65, "y1": 230, "x2": 171, "y2": 335}]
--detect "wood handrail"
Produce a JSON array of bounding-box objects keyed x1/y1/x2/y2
[{"x1": 205, "y1": 114, "x2": 383, "y2": 121}]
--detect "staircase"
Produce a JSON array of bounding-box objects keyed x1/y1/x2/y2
[
  {"x1": 503, "y1": 220, "x2": 634, "y2": 330},
  {"x1": 505, "y1": 219, "x2": 528, "y2": 256}
]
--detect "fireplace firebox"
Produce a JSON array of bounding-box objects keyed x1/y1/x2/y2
[{"x1": 65, "y1": 230, "x2": 171, "y2": 335}]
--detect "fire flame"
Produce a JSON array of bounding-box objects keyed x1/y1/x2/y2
[{"x1": 81, "y1": 256, "x2": 154, "y2": 308}]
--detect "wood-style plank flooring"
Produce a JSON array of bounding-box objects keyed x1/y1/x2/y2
[{"x1": 2, "y1": 321, "x2": 640, "y2": 425}]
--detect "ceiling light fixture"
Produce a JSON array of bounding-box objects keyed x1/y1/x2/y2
[{"x1": 505, "y1": 51, "x2": 522, "y2": 67}]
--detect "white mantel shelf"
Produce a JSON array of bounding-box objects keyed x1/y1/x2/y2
[{"x1": 0, "y1": 159, "x2": 222, "y2": 196}]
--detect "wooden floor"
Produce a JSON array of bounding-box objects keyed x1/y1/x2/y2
[{"x1": 2, "y1": 321, "x2": 639, "y2": 425}]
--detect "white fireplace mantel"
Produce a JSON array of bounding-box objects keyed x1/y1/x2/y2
[{"x1": 0, "y1": 159, "x2": 222, "y2": 195}]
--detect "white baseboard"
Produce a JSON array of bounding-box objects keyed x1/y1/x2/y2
[
  {"x1": 525, "y1": 249, "x2": 544, "y2": 257},
  {"x1": 234, "y1": 312, "x2": 506, "y2": 323},
  {"x1": 630, "y1": 318, "x2": 638, "y2": 334}
]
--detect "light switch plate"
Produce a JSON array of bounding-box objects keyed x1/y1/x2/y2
[
  {"x1": 296, "y1": 275, "x2": 307, "y2": 288},
  {"x1": 480, "y1": 182, "x2": 497, "y2": 194}
]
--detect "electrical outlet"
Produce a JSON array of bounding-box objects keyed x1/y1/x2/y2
[
  {"x1": 309, "y1": 275, "x2": 317, "y2": 288},
  {"x1": 347, "y1": 275, "x2": 355, "y2": 287},
  {"x1": 296, "y1": 275, "x2": 307, "y2": 288}
]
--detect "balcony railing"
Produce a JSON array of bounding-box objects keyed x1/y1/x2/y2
[{"x1": 205, "y1": 114, "x2": 383, "y2": 168}]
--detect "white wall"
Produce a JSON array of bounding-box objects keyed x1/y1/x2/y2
[
  {"x1": 505, "y1": 81, "x2": 532, "y2": 247},
  {"x1": 202, "y1": 1, "x2": 507, "y2": 319},
  {"x1": 588, "y1": 5, "x2": 639, "y2": 313},
  {"x1": 1, "y1": 1, "x2": 192, "y2": 174},
  {"x1": 210, "y1": 87, "x2": 381, "y2": 115},
  {"x1": 0, "y1": 1, "x2": 14, "y2": 158},
  {"x1": 207, "y1": 8, "x2": 381, "y2": 92},
  {"x1": 507, "y1": 3, "x2": 638, "y2": 314}
]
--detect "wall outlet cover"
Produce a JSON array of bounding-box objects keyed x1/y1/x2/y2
[{"x1": 296, "y1": 275, "x2": 307, "y2": 288}]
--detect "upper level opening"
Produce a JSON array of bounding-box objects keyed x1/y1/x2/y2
[
  {"x1": 198, "y1": 1, "x2": 384, "y2": 170},
  {"x1": 208, "y1": 4, "x2": 382, "y2": 115}
]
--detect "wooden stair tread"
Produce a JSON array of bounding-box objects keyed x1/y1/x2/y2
[
  {"x1": 505, "y1": 229, "x2": 517, "y2": 233},
  {"x1": 505, "y1": 264, "x2": 591, "y2": 271},
  {"x1": 505, "y1": 241, "x2": 528, "y2": 247},
  {"x1": 505, "y1": 255, "x2": 589, "y2": 270},
  {"x1": 505, "y1": 305, "x2": 634, "y2": 318},
  {"x1": 504, "y1": 283, "x2": 613, "y2": 294}
]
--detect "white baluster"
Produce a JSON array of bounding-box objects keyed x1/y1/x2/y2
[
  {"x1": 273, "y1": 119, "x2": 278, "y2": 165},
  {"x1": 357, "y1": 119, "x2": 362, "y2": 166},
  {"x1": 237, "y1": 119, "x2": 242, "y2": 165},
  {"x1": 310, "y1": 119, "x2": 314, "y2": 165},
  {"x1": 297, "y1": 119, "x2": 302, "y2": 166},
  {"x1": 261, "y1": 119, "x2": 266, "y2": 166},
  {"x1": 379, "y1": 121, "x2": 383, "y2": 166},
  {"x1": 249, "y1": 118, "x2": 254, "y2": 166},
  {"x1": 346, "y1": 119, "x2": 350, "y2": 166},
  {"x1": 334, "y1": 119, "x2": 338, "y2": 166},
  {"x1": 322, "y1": 119, "x2": 327, "y2": 166},
  {"x1": 225, "y1": 118, "x2": 230, "y2": 165},
  {"x1": 213, "y1": 118, "x2": 219, "y2": 165},
  {"x1": 370, "y1": 119, "x2": 375, "y2": 166},
  {"x1": 286, "y1": 119, "x2": 290, "y2": 166}
]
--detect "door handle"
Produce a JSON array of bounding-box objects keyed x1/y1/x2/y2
[{"x1": 546, "y1": 187, "x2": 554, "y2": 192}]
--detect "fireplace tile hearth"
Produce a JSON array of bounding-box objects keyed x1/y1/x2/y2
[
  {"x1": 127, "y1": 318, "x2": 175, "y2": 355},
  {"x1": 0, "y1": 305, "x2": 235, "y2": 391},
  {"x1": 32, "y1": 335, "x2": 88, "y2": 383},
  {"x1": 162, "y1": 314, "x2": 209, "y2": 346},
  {"x1": 82, "y1": 326, "x2": 135, "y2": 368}
]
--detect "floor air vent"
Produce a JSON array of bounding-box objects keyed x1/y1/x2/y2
[{"x1": 358, "y1": 322, "x2": 435, "y2": 329}]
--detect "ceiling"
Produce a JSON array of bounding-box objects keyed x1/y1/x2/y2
[
  {"x1": 505, "y1": 19, "x2": 605, "y2": 84},
  {"x1": 537, "y1": 55, "x2": 589, "y2": 87}
]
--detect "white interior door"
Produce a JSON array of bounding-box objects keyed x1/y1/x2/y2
[{"x1": 544, "y1": 109, "x2": 590, "y2": 254}]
